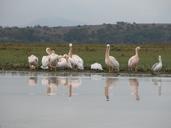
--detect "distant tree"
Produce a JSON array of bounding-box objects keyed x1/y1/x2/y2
[{"x1": 0, "y1": 22, "x2": 171, "y2": 43}]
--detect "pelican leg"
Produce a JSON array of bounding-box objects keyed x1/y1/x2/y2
[
  {"x1": 128, "y1": 67, "x2": 130, "y2": 73},
  {"x1": 35, "y1": 65, "x2": 38, "y2": 70},
  {"x1": 128, "y1": 67, "x2": 132, "y2": 73},
  {"x1": 49, "y1": 64, "x2": 52, "y2": 70},
  {"x1": 49, "y1": 64, "x2": 53, "y2": 71},
  {"x1": 29, "y1": 64, "x2": 31, "y2": 69},
  {"x1": 50, "y1": 67, "x2": 53, "y2": 71},
  {"x1": 135, "y1": 66, "x2": 138, "y2": 72},
  {"x1": 128, "y1": 67, "x2": 131, "y2": 73},
  {"x1": 131, "y1": 67, "x2": 133, "y2": 72},
  {"x1": 117, "y1": 67, "x2": 120, "y2": 73},
  {"x1": 115, "y1": 67, "x2": 119, "y2": 73},
  {"x1": 29, "y1": 64, "x2": 35, "y2": 70},
  {"x1": 110, "y1": 67, "x2": 113, "y2": 72},
  {"x1": 109, "y1": 67, "x2": 111, "y2": 73},
  {"x1": 111, "y1": 67, "x2": 113, "y2": 73}
]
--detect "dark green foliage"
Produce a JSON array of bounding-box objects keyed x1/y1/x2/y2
[{"x1": 0, "y1": 22, "x2": 171, "y2": 43}]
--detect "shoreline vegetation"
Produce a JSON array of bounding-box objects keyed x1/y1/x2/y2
[
  {"x1": 1, "y1": 22, "x2": 171, "y2": 43},
  {"x1": 0, "y1": 43, "x2": 171, "y2": 73}
]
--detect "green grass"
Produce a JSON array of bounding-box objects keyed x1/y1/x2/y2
[{"x1": 0, "y1": 43, "x2": 171, "y2": 73}]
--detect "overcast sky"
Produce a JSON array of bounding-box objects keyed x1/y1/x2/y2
[{"x1": 0, "y1": 0, "x2": 171, "y2": 27}]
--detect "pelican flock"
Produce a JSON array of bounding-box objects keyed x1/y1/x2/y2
[{"x1": 28, "y1": 44, "x2": 163, "y2": 74}]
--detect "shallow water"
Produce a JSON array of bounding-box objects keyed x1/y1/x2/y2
[{"x1": 0, "y1": 71, "x2": 171, "y2": 128}]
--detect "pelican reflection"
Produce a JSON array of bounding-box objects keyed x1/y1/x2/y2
[
  {"x1": 48, "y1": 77, "x2": 59, "y2": 96},
  {"x1": 41, "y1": 76, "x2": 81, "y2": 97},
  {"x1": 28, "y1": 72, "x2": 38, "y2": 86},
  {"x1": 129, "y1": 78, "x2": 140, "y2": 101},
  {"x1": 152, "y1": 78, "x2": 162, "y2": 96},
  {"x1": 65, "y1": 77, "x2": 81, "y2": 97},
  {"x1": 104, "y1": 78, "x2": 118, "y2": 101},
  {"x1": 42, "y1": 77, "x2": 58, "y2": 96}
]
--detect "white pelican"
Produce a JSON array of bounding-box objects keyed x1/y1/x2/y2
[
  {"x1": 128, "y1": 46, "x2": 141, "y2": 72},
  {"x1": 41, "y1": 47, "x2": 52, "y2": 69},
  {"x1": 28, "y1": 54, "x2": 38, "y2": 70},
  {"x1": 57, "y1": 54, "x2": 72, "y2": 69},
  {"x1": 48, "y1": 50, "x2": 59, "y2": 70},
  {"x1": 41, "y1": 55, "x2": 50, "y2": 69},
  {"x1": 151, "y1": 55, "x2": 162, "y2": 73},
  {"x1": 105, "y1": 44, "x2": 119, "y2": 72},
  {"x1": 91, "y1": 63, "x2": 103, "y2": 70},
  {"x1": 68, "y1": 43, "x2": 84, "y2": 70}
]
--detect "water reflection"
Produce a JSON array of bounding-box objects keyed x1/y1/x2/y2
[
  {"x1": 28, "y1": 77, "x2": 38, "y2": 86},
  {"x1": 46, "y1": 77, "x2": 58, "y2": 96},
  {"x1": 28, "y1": 72, "x2": 38, "y2": 86},
  {"x1": 65, "y1": 77, "x2": 81, "y2": 97},
  {"x1": 129, "y1": 78, "x2": 140, "y2": 101},
  {"x1": 2, "y1": 72, "x2": 171, "y2": 128},
  {"x1": 104, "y1": 78, "x2": 118, "y2": 101},
  {"x1": 41, "y1": 76, "x2": 81, "y2": 96},
  {"x1": 25, "y1": 73, "x2": 167, "y2": 100},
  {"x1": 152, "y1": 78, "x2": 162, "y2": 96}
]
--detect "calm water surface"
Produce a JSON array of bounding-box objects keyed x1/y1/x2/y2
[{"x1": 0, "y1": 71, "x2": 171, "y2": 128}]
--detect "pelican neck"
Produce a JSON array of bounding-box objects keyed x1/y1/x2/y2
[
  {"x1": 105, "y1": 46, "x2": 110, "y2": 59},
  {"x1": 68, "y1": 46, "x2": 73, "y2": 57},
  {"x1": 135, "y1": 48, "x2": 139, "y2": 56}
]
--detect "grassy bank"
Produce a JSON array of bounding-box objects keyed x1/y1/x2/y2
[{"x1": 0, "y1": 43, "x2": 171, "y2": 73}]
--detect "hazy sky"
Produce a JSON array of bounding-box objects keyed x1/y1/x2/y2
[{"x1": 0, "y1": 0, "x2": 171, "y2": 26}]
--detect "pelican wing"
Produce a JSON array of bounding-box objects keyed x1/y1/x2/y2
[
  {"x1": 72, "y1": 55, "x2": 84, "y2": 64},
  {"x1": 57, "y1": 58, "x2": 72, "y2": 69},
  {"x1": 71, "y1": 54, "x2": 84, "y2": 70},
  {"x1": 49, "y1": 53, "x2": 59, "y2": 62},
  {"x1": 128, "y1": 56, "x2": 135, "y2": 67},
  {"x1": 151, "y1": 62, "x2": 162, "y2": 72},
  {"x1": 128, "y1": 55, "x2": 139, "y2": 68},
  {"x1": 151, "y1": 62, "x2": 158, "y2": 70},
  {"x1": 57, "y1": 58, "x2": 67, "y2": 67},
  {"x1": 128, "y1": 58, "x2": 133, "y2": 67},
  {"x1": 41, "y1": 56, "x2": 50, "y2": 69},
  {"x1": 109, "y1": 56, "x2": 119, "y2": 71},
  {"x1": 109, "y1": 56, "x2": 119, "y2": 67}
]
